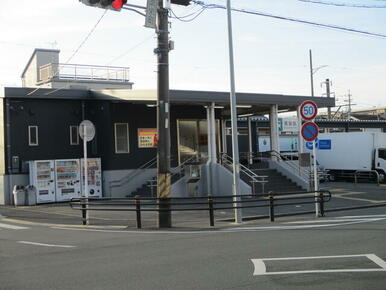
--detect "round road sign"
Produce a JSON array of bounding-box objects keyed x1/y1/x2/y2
[
  {"x1": 79, "y1": 120, "x2": 95, "y2": 142},
  {"x1": 300, "y1": 100, "x2": 318, "y2": 120},
  {"x1": 301, "y1": 121, "x2": 319, "y2": 142}
]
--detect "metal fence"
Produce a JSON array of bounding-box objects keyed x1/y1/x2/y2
[{"x1": 70, "y1": 190, "x2": 332, "y2": 228}]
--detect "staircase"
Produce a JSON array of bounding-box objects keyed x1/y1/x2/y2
[
  {"x1": 129, "y1": 156, "x2": 199, "y2": 198},
  {"x1": 249, "y1": 161, "x2": 303, "y2": 193}
]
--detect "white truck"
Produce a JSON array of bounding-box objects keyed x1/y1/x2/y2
[{"x1": 304, "y1": 132, "x2": 386, "y2": 182}]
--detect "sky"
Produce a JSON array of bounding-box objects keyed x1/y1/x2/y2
[{"x1": 0, "y1": 0, "x2": 385, "y2": 115}]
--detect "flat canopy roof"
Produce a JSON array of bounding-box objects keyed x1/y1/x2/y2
[{"x1": 2, "y1": 87, "x2": 335, "y2": 116}]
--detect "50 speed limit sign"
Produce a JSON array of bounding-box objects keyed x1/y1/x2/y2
[{"x1": 299, "y1": 100, "x2": 318, "y2": 120}]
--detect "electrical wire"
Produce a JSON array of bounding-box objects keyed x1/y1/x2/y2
[
  {"x1": 192, "y1": 1, "x2": 386, "y2": 39},
  {"x1": 27, "y1": 10, "x2": 108, "y2": 96},
  {"x1": 298, "y1": 0, "x2": 386, "y2": 8},
  {"x1": 170, "y1": 6, "x2": 207, "y2": 22}
]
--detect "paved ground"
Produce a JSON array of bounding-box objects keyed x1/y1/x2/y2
[
  {"x1": 1, "y1": 181, "x2": 386, "y2": 289},
  {"x1": 0, "y1": 181, "x2": 385, "y2": 229}
]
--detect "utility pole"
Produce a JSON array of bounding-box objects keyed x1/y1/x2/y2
[
  {"x1": 157, "y1": 0, "x2": 172, "y2": 228},
  {"x1": 346, "y1": 90, "x2": 352, "y2": 119},
  {"x1": 325, "y1": 79, "x2": 331, "y2": 119},
  {"x1": 309, "y1": 49, "x2": 314, "y2": 97},
  {"x1": 226, "y1": 0, "x2": 242, "y2": 224}
]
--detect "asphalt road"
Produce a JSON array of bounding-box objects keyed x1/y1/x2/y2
[{"x1": 1, "y1": 207, "x2": 386, "y2": 290}]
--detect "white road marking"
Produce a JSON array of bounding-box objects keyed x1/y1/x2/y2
[
  {"x1": 50, "y1": 215, "x2": 386, "y2": 234},
  {"x1": 18, "y1": 241, "x2": 76, "y2": 248},
  {"x1": 284, "y1": 218, "x2": 384, "y2": 224},
  {"x1": 340, "y1": 214, "x2": 386, "y2": 219},
  {"x1": 0, "y1": 222, "x2": 29, "y2": 230},
  {"x1": 251, "y1": 254, "x2": 386, "y2": 276}
]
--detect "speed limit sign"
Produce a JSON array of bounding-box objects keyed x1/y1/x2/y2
[{"x1": 300, "y1": 101, "x2": 318, "y2": 120}]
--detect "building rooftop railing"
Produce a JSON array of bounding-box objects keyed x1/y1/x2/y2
[{"x1": 39, "y1": 63, "x2": 130, "y2": 84}]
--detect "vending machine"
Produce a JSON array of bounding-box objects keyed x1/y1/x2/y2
[
  {"x1": 54, "y1": 159, "x2": 81, "y2": 201},
  {"x1": 29, "y1": 160, "x2": 56, "y2": 204},
  {"x1": 80, "y1": 158, "x2": 102, "y2": 198}
]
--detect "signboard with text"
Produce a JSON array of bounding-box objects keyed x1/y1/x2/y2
[{"x1": 138, "y1": 128, "x2": 158, "y2": 148}]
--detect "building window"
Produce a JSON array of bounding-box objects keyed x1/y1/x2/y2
[
  {"x1": 114, "y1": 123, "x2": 129, "y2": 153},
  {"x1": 70, "y1": 126, "x2": 79, "y2": 145},
  {"x1": 28, "y1": 126, "x2": 39, "y2": 146}
]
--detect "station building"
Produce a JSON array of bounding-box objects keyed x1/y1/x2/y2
[{"x1": 0, "y1": 49, "x2": 335, "y2": 205}]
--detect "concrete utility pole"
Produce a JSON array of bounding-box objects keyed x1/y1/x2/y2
[
  {"x1": 157, "y1": 0, "x2": 172, "y2": 228},
  {"x1": 226, "y1": 0, "x2": 242, "y2": 224},
  {"x1": 346, "y1": 90, "x2": 352, "y2": 119},
  {"x1": 325, "y1": 79, "x2": 331, "y2": 119}
]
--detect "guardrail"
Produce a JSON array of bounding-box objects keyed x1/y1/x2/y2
[
  {"x1": 354, "y1": 170, "x2": 380, "y2": 186},
  {"x1": 70, "y1": 190, "x2": 331, "y2": 228}
]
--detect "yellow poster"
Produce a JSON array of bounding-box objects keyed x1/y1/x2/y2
[{"x1": 138, "y1": 128, "x2": 158, "y2": 148}]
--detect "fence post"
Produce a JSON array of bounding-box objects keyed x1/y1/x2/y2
[
  {"x1": 81, "y1": 198, "x2": 87, "y2": 225},
  {"x1": 135, "y1": 195, "x2": 142, "y2": 229},
  {"x1": 269, "y1": 192, "x2": 275, "y2": 222},
  {"x1": 319, "y1": 191, "x2": 325, "y2": 217},
  {"x1": 208, "y1": 197, "x2": 215, "y2": 227}
]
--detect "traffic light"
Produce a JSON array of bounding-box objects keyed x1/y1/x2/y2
[
  {"x1": 171, "y1": 0, "x2": 191, "y2": 5},
  {"x1": 79, "y1": 0, "x2": 127, "y2": 11}
]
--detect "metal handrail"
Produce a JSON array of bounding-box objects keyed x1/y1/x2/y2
[
  {"x1": 269, "y1": 150, "x2": 310, "y2": 184},
  {"x1": 109, "y1": 157, "x2": 157, "y2": 189},
  {"x1": 70, "y1": 190, "x2": 332, "y2": 227},
  {"x1": 39, "y1": 63, "x2": 130, "y2": 83},
  {"x1": 145, "y1": 155, "x2": 200, "y2": 195},
  {"x1": 220, "y1": 153, "x2": 268, "y2": 193},
  {"x1": 354, "y1": 170, "x2": 380, "y2": 186}
]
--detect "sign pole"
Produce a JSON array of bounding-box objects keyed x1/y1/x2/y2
[
  {"x1": 79, "y1": 120, "x2": 95, "y2": 226},
  {"x1": 83, "y1": 124, "x2": 89, "y2": 225},
  {"x1": 313, "y1": 139, "x2": 319, "y2": 217}
]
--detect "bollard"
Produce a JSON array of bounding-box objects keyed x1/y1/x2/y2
[
  {"x1": 208, "y1": 197, "x2": 214, "y2": 227},
  {"x1": 269, "y1": 193, "x2": 275, "y2": 222},
  {"x1": 135, "y1": 196, "x2": 142, "y2": 229},
  {"x1": 81, "y1": 199, "x2": 87, "y2": 225},
  {"x1": 319, "y1": 192, "x2": 325, "y2": 217}
]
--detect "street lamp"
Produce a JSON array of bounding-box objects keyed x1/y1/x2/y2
[{"x1": 309, "y1": 49, "x2": 328, "y2": 97}]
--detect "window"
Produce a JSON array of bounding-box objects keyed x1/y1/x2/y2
[
  {"x1": 70, "y1": 126, "x2": 79, "y2": 145},
  {"x1": 379, "y1": 149, "x2": 386, "y2": 160},
  {"x1": 114, "y1": 123, "x2": 129, "y2": 153},
  {"x1": 28, "y1": 126, "x2": 39, "y2": 146}
]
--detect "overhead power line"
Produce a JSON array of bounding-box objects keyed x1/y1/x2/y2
[
  {"x1": 40, "y1": 10, "x2": 108, "y2": 96},
  {"x1": 298, "y1": 0, "x2": 386, "y2": 8},
  {"x1": 192, "y1": 1, "x2": 386, "y2": 39}
]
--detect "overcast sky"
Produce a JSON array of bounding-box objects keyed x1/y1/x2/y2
[{"x1": 0, "y1": 0, "x2": 385, "y2": 113}]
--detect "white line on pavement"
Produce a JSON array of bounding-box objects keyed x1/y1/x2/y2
[
  {"x1": 18, "y1": 241, "x2": 76, "y2": 248},
  {"x1": 251, "y1": 254, "x2": 386, "y2": 276},
  {"x1": 0, "y1": 222, "x2": 29, "y2": 230}
]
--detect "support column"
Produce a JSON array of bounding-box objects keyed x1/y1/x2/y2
[
  {"x1": 270, "y1": 105, "x2": 279, "y2": 161},
  {"x1": 247, "y1": 117, "x2": 253, "y2": 165},
  {"x1": 221, "y1": 119, "x2": 227, "y2": 154},
  {"x1": 206, "y1": 105, "x2": 212, "y2": 195},
  {"x1": 206, "y1": 103, "x2": 217, "y2": 195},
  {"x1": 297, "y1": 108, "x2": 303, "y2": 154}
]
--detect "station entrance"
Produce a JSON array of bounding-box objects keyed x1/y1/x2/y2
[{"x1": 177, "y1": 119, "x2": 220, "y2": 164}]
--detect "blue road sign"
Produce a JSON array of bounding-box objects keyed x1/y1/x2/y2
[
  {"x1": 301, "y1": 122, "x2": 319, "y2": 141},
  {"x1": 306, "y1": 139, "x2": 332, "y2": 150}
]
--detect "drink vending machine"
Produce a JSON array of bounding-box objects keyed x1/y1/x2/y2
[
  {"x1": 29, "y1": 160, "x2": 56, "y2": 203},
  {"x1": 54, "y1": 159, "x2": 81, "y2": 202},
  {"x1": 80, "y1": 158, "x2": 102, "y2": 198}
]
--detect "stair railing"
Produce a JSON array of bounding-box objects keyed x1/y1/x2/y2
[
  {"x1": 269, "y1": 150, "x2": 309, "y2": 184},
  {"x1": 143, "y1": 155, "x2": 201, "y2": 197},
  {"x1": 109, "y1": 156, "x2": 157, "y2": 191},
  {"x1": 219, "y1": 153, "x2": 268, "y2": 194}
]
